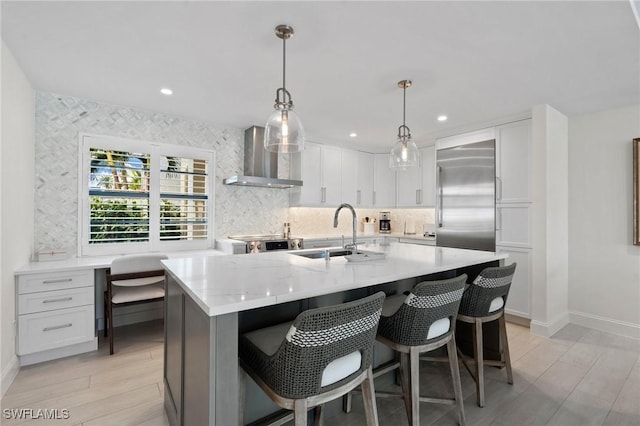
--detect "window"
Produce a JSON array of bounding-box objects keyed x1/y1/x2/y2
[{"x1": 80, "y1": 134, "x2": 214, "y2": 255}]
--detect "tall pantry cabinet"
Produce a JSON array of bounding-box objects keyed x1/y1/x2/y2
[{"x1": 495, "y1": 119, "x2": 532, "y2": 319}]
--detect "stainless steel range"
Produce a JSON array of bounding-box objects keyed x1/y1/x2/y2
[{"x1": 228, "y1": 235, "x2": 304, "y2": 254}]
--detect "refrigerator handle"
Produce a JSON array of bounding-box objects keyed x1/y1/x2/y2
[
  {"x1": 496, "y1": 206, "x2": 502, "y2": 231},
  {"x1": 496, "y1": 176, "x2": 503, "y2": 201},
  {"x1": 437, "y1": 166, "x2": 443, "y2": 227}
]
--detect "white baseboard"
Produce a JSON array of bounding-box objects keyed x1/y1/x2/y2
[
  {"x1": 1, "y1": 355, "x2": 19, "y2": 398},
  {"x1": 18, "y1": 338, "x2": 98, "y2": 367},
  {"x1": 530, "y1": 313, "x2": 570, "y2": 337},
  {"x1": 569, "y1": 311, "x2": 640, "y2": 340}
]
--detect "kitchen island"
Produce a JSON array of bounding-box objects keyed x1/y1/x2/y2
[{"x1": 162, "y1": 242, "x2": 508, "y2": 426}]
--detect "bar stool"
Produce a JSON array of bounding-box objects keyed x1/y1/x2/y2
[
  {"x1": 239, "y1": 292, "x2": 386, "y2": 426},
  {"x1": 347, "y1": 275, "x2": 467, "y2": 426},
  {"x1": 456, "y1": 263, "x2": 517, "y2": 407}
]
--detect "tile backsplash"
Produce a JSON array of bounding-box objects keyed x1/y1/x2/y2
[{"x1": 289, "y1": 207, "x2": 435, "y2": 237}]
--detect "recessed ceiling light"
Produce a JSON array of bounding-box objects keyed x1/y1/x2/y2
[
  {"x1": 437, "y1": 115, "x2": 448, "y2": 122},
  {"x1": 160, "y1": 88, "x2": 173, "y2": 96},
  {"x1": 349, "y1": 132, "x2": 357, "y2": 138}
]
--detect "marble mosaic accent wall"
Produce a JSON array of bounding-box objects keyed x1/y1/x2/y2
[{"x1": 34, "y1": 92, "x2": 290, "y2": 255}]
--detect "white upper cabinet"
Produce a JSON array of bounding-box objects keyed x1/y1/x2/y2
[
  {"x1": 356, "y1": 151, "x2": 374, "y2": 207},
  {"x1": 341, "y1": 149, "x2": 359, "y2": 206},
  {"x1": 396, "y1": 151, "x2": 422, "y2": 207},
  {"x1": 395, "y1": 145, "x2": 436, "y2": 207},
  {"x1": 373, "y1": 153, "x2": 396, "y2": 208},
  {"x1": 421, "y1": 146, "x2": 436, "y2": 206},
  {"x1": 323, "y1": 145, "x2": 342, "y2": 205},
  {"x1": 496, "y1": 120, "x2": 532, "y2": 203},
  {"x1": 290, "y1": 142, "x2": 342, "y2": 206}
]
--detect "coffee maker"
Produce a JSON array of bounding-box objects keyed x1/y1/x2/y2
[{"x1": 379, "y1": 211, "x2": 391, "y2": 234}]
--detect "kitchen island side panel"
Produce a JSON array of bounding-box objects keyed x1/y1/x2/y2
[{"x1": 165, "y1": 274, "x2": 239, "y2": 426}]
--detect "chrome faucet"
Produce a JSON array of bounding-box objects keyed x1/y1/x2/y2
[{"x1": 333, "y1": 203, "x2": 358, "y2": 254}]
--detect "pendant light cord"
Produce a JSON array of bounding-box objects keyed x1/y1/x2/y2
[
  {"x1": 402, "y1": 84, "x2": 406, "y2": 127},
  {"x1": 282, "y1": 36, "x2": 287, "y2": 95}
]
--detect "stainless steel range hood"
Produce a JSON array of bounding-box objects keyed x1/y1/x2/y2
[{"x1": 223, "y1": 126, "x2": 303, "y2": 188}]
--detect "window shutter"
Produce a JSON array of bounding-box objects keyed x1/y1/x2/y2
[
  {"x1": 159, "y1": 155, "x2": 209, "y2": 241},
  {"x1": 89, "y1": 148, "x2": 151, "y2": 244}
]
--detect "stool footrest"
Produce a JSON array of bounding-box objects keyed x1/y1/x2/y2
[
  {"x1": 246, "y1": 409, "x2": 293, "y2": 426},
  {"x1": 372, "y1": 360, "x2": 400, "y2": 379}
]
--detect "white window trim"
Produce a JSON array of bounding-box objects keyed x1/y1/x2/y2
[{"x1": 78, "y1": 133, "x2": 215, "y2": 256}]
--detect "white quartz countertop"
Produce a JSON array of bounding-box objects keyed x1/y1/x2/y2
[
  {"x1": 15, "y1": 249, "x2": 227, "y2": 275},
  {"x1": 162, "y1": 242, "x2": 507, "y2": 317}
]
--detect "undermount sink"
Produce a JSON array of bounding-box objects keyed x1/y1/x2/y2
[
  {"x1": 293, "y1": 249, "x2": 353, "y2": 259},
  {"x1": 292, "y1": 248, "x2": 385, "y2": 262}
]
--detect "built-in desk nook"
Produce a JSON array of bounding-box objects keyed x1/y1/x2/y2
[
  {"x1": 13, "y1": 250, "x2": 225, "y2": 366},
  {"x1": 161, "y1": 242, "x2": 508, "y2": 425}
]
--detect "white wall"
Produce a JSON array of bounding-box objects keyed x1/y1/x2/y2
[
  {"x1": 0, "y1": 41, "x2": 35, "y2": 396},
  {"x1": 530, "y1": 104, "x2": 570, "y2": 337},
  {"x1": 568, "y1": 104, "x2": 640, "y2": 338}
]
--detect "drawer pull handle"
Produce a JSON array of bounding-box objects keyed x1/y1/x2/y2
[
  {"x1": 43, "y1": 323, "x2": 72, "y2": 332},
  {"x1": 43, "y1": 297, "x2": 73, "y2": 304},
  {"x1": 42, "y1": 278, "x2": 73, "y2": 284}
]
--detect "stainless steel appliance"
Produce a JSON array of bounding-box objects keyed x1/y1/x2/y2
[
  {"x1": 223, "y1": 126, "x2": 303, "y2": 188},
  {"x1": 379, "y1": 211, "x2": 391, "y2": 234},
  {"x1": 436, "y1": 139, "x2": 496, "y2": 251},
  {"x1": 228, "y1": 234, "x2": 304, "y2": 254}
]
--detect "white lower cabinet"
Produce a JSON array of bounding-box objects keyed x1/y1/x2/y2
[
  {"x1": 18, "y1": 306, "x2": 95, "y2": 355},
  {"x1": 16, "y1": 269, "x2": 95, "y2": 359},
  {"x1": 497, "y1": 246, "x2": 531, "y2": 319}
]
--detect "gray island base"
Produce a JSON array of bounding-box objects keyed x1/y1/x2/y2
[{"x1": 161, "y1": 242, "x2": 508, "y2": 425}]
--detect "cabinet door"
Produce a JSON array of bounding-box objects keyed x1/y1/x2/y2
[
  {"x1": 373, "y1": 154, "x2": 396, "y2": 208},
  {"x1": 497, "y1": 246, "x2": 531, "y2": 318},
  {"x1": 496, "y1": 120, "x2": 531, "y2": 203},
  {"x1": 296, "y1": 142, "x2": 323, "y2": 205},
  {"x1": 341, "y1": 149, "x2": 359, "y2": 205},
  {"x1": 18, "y1": 305, "x2": 94, "y2": 355},
  {"x1": 323, "y1": 145, "x2": 342, "y2": 205},
  {"x1": 420, "y1": 146, "x2": 436, "y2": 206},
  {"x1": 496, "y1": 204, "x2": 531, "y2": 247},
  {"x1": 357, "y1": 152, "x2": 374, "y2": 207},
  {"x1": 396, "y1": 151, "x2": 422, "y2": 207}
]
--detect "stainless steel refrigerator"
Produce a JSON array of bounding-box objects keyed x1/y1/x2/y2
[{"x1": 436, "y1": 139, "x2": 496, "y2": 251}]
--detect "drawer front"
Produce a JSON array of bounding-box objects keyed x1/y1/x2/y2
[
  {"x1": 18, "y1": 269, "x2": 94, "y2": 294},
  {"x1": 18, "y1": 305, "x2": 95, "y2": 355},
  {"x1": 19, "y1": 287, "x2": 94, "y2": 314}
]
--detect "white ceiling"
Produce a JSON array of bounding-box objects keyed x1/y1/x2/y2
[{"x1": 2, "y1": 1, "x2": 639, "y2": 152}]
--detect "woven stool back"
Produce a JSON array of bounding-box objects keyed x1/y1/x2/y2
[
  {"x1": 240, "y1": 291, "x2": 385, "y2": 400},
  {"x1": 458, "y1": 263, "x2": 517, "y2": 317},
  {"x1": 377, "y1": 275, "x2": 467, "y2": 347}
]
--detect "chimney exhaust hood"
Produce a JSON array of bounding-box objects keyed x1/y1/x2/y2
[{"x1": 223, "y1": 126, "x2": 303, "y2": 189}]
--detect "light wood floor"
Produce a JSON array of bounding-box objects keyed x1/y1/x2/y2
[{"x1": 1, "y1": 320, "x2": 638, "y2": 426}]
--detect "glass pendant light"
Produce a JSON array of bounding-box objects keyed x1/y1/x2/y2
[
  {"x1": 389, "y1": 80, "x2": 419, "y2": 170},
  {"x1": 264, "y1": 25, "x2": 305, "y2": 153}
]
